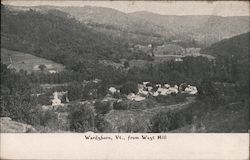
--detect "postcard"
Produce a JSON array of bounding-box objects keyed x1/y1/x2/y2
[{"x1": 0, "y1": 1, "x2": 249, "y2": 159}]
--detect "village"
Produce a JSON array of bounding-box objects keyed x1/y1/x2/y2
[
  {"x1": 1, "y1": 2, "x2": 248, "y2": 135},
  {"x1": 42, "y1": 80, "x2": 198, "y2": 110}
]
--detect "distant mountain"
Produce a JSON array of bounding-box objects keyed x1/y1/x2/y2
[
  {"x1": 1, "y1": 5, "x2": 134, "y2": 69},
  {"x1": 201, "y1": 32, "x2": 250, "y2": 60},
  {"x1": 130, "y1": 11, "x2": 209, "y2": 33},
  {"x1": 6, "y1": 5, "x2": 172, "y2": 45},
  {"x1": 7, "y1": 5, "x2": 249, "y2": 47},
  {"x1": 5, "y1": 4, "x2": 250, "y2": 49},
  {"x1": 130, "y1": 11, "x2": 250, "y2": 46}
]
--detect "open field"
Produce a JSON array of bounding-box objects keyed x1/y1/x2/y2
[{"x1": 1, "y1": 48, "x2": 65, "y2": 73}]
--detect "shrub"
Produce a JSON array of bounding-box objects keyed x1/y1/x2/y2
[
  {"x1": 94, "y1": 100, "x2": 112, "y2": 115},
  {"x1": 113, "y1": 91, "x2": 122, "y2": 99},
  {"x1": 94, "y1": 114, "x2": 111, "y2": 132},
  {"x1": 67, "y1": 82, "x2": 83, "y2": 101},
  {"x1": 82, "y1": 81, "x2": 108, "y2": 100},
  {"x1": 149, "y1": 111, "x2": 177, "y2": 132},
  {"x1": 38, "y1": 64, "x2": 46, "y2": 71},
  {"x1": 113, "y1": 101, "x2": 129, "y2": 110},
  {"x1": 68, "y1": 104, "x2": 95, "y2": 132},
  {"x1": 39, "y1": 110, "x2": 58, "y2": 127},
  {"x1": 124, "y1": 60, "x2": 129, "y2": 68},
  {"x1": 149, "y1": 110, "x2": 193, "y2": 133},
  {"x1": 120, "y1": 81, "x2": 138, "y2": 95},
  {"x1": 37, "y1": 94, "x2": 51, "y2": 105},
  {"x1": 129, "y1": 99, "x2": 155, "y2": 110}
]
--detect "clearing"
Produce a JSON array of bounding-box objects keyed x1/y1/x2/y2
[{"x1": 1, "y1": 48, "x2": 65, "y2": 73}]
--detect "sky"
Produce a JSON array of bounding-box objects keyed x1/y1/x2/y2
[{"x1": 2, "y1": 1, "x2": 250, "y2": 17}]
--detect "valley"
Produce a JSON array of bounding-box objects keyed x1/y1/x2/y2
[{"x1": 1, "y1": 3, "x2": 249, "y2": 133}]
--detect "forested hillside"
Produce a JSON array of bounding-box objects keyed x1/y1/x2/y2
[
  {"x1": 201, "y1": 32, "x2": 249, "y2": 87},
  {"x1": 6, "y1": 5, "x2": 169, "y2": 45},
  {"x1": 201, "y1": 32, "x2": 249, "y2": 59},
  {"x1": 1, "y1": 5, "x2": 132, "y2": 69},
  {"x1": 7, "y1": 5, "x2": 250, "y2": 47},
  {"x1": 1, "y1": 3, "x2": 249, "y2": 133}
]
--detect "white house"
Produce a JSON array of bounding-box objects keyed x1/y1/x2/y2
[
  {"x1": 168, "y1": 86, "x2": 179, "y2": 94},
  {"x1": 164, "y1": 84, "x2": 170, "y2": 88},
  {"x1": 143, "y1": 81, "x2": 150, "y2": 86},
  {"x1": 49, "y1": 70, "x2": 57, "y2": 74},
  {"x1": 156, "y1": 86, "x2": 178, "y2": 95},
  {"x1": 138, "y1": 84, "x2": 149, "y2": 96},
  {"x1": 108, "y1": 87, "x2": 117, "y2": 94},
  {"x1": 52, "y1": 92, "x2": 62, "y2": 106},
  {"x1": 153, "y1": 91, "x2": 159, "y2": 97},
  {"x1": 156, "y1": 84, "x2": 161, "y2": 88},
  {"x1": 126, "y1": 82, "x2": 197, "y2": 101},
  {"x1": 175, "y1": 58, "x2": 183, "y2": 62},
  {"x1": 93, "y1": 78, "x2": 102, "y2": 83},
  {"x1": 184, "y1": 85, "x2": 198, "y2": 95},
  {"x1": 146, "y1": 86, "x2": 153, "y2": 92}
]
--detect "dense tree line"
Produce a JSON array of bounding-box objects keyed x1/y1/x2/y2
[
  {"x1": 18, "y1": 62, "x2": 126, "y2": 85},
  {"x1": 126, "y1": 56, "x2": 213, "y2": 85},
  {"x1": 0, "y1": 64, "x2": 57, "y2": 127},
  {"x1": 1, "y1": 6, "x2": 133, "y2": 71},
  {"x1": 201, "y1": 32, "x2": 249, "y2": 88}
]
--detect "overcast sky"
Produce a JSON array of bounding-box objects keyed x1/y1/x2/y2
[{"x1": 2, "y1": 1, "x2": 250, "y2": 16}]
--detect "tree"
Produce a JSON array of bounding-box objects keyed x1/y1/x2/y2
[
  {"x1": 67, "y1": 82, "x2": 83, "y2": 101},
  {"x1": 197, "y1": 79, "x2": 223, "y2": 109},
  {"x1": 124, "y1": 60, "x2": 129, "y2": 68},
  {"x1": 113, "y1": 101, "x2": 129, "y2": 110},
  {"x1": 149, "y1": 110, "x2": 192, "y2": 133},
  {"x1": 38, "y1": 64, "x2": 46, "y2": 71},
  {"x1": 94, "y1": 114, "x2": 111, "y2": 132},
  {"x1": 68, "y1": 104, "x2": 95, "y2": 132},
  {"x1": 120, "y1": 81, "x2": 138, "y2": 95},
  {"x1": 149, "y1": 111, "x2": 177, "y2": 132},
  {"x1": 94, "y1": 100, "x2": 112, "y2": 115}
]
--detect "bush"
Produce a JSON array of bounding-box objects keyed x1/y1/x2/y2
[
  {"x1": 149, "y1": 110, "x2": 193, "y2": 133},
  {"x1": 37, "y1": 94, "x2": 51, "y2": 105},
  {"x1": 120, "y1": 81, "x2": 138, "y2": 95},
  {"x1": 149, "y1": 111, "x2": 178, "y2": 132},
  {"x1": 113, "y1": 101, "x2": 129, "y2": 110},
  {"x1": 113, "y1": 91, "x2": 122, "y2": 99},
  {"x1": 82, "y1": 81, "x2": 108, "y2": 100},
  {"x1": 67, "y1": 82, "x2": 83, "y2": 101},
  {"x1": 68, "y1": 104, "x2": 95, "y2": 132},
  {"x1": 94, "y1": 100, "x2": 112, "y2": 115},
  {"x1": 197, "y1": 80, "x2": 224, "y2": 110},
  {"x1": 39, "y1": 110, "x2": 58, "y2": 126},
  {"x1": 129, "y1": 99, "x2": 155, "y2": 110},
  {"x1": 94, "y1": 114, "x2": 111, "y2": 132},
  {"x1": 124, "y1": 60, "x2": 129, "y2": 68},
  {"x1": 38, "y1": 64, "x2": 46, "y2": 71},
  {"x1": 154, "y1": 94, "x2": 186, "y2": 105}
]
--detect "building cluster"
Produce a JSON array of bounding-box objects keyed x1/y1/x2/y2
[{"x1": 109, "y1": 82, "x2": 198, "y2": 102}]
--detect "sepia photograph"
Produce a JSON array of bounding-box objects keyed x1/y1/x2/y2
[{"x1": 0, "y1": 0, "x2": 249, "y2": 134}]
